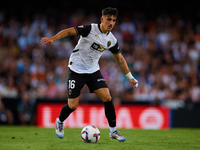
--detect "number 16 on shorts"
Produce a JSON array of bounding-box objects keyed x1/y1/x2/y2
[{"x1": 69, "y1": 80, "x2": 76, "y2": 89}]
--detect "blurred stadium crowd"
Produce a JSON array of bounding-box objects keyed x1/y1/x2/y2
[{"x1": 0, "y1": 7, "x2": 200, "y2": 124}]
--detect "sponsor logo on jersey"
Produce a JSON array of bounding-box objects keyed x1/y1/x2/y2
[{"x1": 91, "y1": 42, "x2": 106, "y2": 53}]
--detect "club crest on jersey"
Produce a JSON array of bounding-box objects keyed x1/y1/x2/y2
[
  {"x1": 68, "y1": 89, "x2": 72, "y2": 95},
  {"x1": 107, "y1": 41, "x2": 111, "y2": 47}
]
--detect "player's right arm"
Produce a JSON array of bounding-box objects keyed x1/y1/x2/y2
[{"x1": 41, "y1": 27, "x2": 77, "y2": 45}]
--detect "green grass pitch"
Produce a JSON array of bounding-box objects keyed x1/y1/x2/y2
[{"x1": 0, "y1": 126, "x2": 200, "y2": 150}]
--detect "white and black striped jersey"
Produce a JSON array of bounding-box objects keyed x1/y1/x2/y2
[{"x1": 68, "y1": 23, "x2": 120, "y2": 74}]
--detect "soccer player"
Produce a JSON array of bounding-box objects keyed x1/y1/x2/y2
[{"x1": 41, "y1": 7, "x2": 138, "y2": 142}]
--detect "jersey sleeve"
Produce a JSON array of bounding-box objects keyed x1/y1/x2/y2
[
  {"x1": 74, "y1": 24, "x2": 91, "y2": 37},
  {"x1": 109, "y1": 42, "x2": 120, "y2": 54}
]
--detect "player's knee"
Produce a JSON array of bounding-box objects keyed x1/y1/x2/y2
[
  {"x1": 68, "y1": 101, "x2": 78, "y2": 110},
  {"x1": 102, "y1": 95, "x2": 112, "y2": 102},
  {"x1": 68, "y1": 104, "x2": 78, "y2": 110},
  {"x1": 68, "y1": 97, "x2": 79, "y2": 110}
]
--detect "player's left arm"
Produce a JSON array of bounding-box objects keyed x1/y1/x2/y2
[{"x1": 113, "y1": 53, "x2": 138, "y2": 88}]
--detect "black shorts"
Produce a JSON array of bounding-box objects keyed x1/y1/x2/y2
[{"x1": 67, "y1": 68, "x2": 108, "y2": 98}]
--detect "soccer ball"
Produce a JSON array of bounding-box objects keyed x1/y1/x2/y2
[{"x1": 81, "y1": 125, "x2": 100, "y2": 143}]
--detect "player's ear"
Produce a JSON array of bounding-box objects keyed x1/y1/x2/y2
[{"x1": 100, "y1": 17, "x2": 103, "y2": 22}]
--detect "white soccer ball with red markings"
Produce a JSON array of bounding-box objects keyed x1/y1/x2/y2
[{"x1": 81, "y1": 125, "x2": 100, "y2": 143}]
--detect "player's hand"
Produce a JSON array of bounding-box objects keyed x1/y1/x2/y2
[
  {"x1": 40, "y1": 37, "x2": 55, "y2": 45},
  {"x1": 130, "y1": 78, "x2": 138, "y2": 88}
]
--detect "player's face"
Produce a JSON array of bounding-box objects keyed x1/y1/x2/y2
[{"x1": 101, "y1": 15, "x2": 116, "y2": 33}]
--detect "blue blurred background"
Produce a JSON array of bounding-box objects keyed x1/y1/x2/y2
[{"x1": 0, "y1": 1, "x2": 200, "y2": 126}]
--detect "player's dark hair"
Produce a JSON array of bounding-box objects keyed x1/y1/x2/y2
[{"x1": 102, "y1": 7, "x2": 119, "y2": 17}]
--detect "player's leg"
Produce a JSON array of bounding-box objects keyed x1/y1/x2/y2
[
  {"x1": 55, "y1": 97, "x2": 79, "y2": 139},
  {"x1": 87, "y1": 70, "x2": 116, "y2": 130},
  {"x1": 56, "y1": 68, "x2": 85, "y2": 139},
  {"x1": 94, "y1": 88, "x2": 127, "y2": 142},
  {"x1": 94, "y1": 88, "x2": 116, "y2": 128},
  {"x1": 87, "y1": 70, "x2": 126, "y2": 142},
  {"x1": 59, "y1": 97, "x2": 80, "y2": 122}
]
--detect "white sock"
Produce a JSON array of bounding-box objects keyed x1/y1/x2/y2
[{"x1": 110, "y1": 127, "x2": 116, "y2": 133}]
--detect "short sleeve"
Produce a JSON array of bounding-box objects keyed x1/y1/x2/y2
[
  {"x1": 74, "y1": 25, "x2": 91, "y2": 37},
  {"x1": 109, "y1": 42, "x2": 120, "y2": 54}
]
